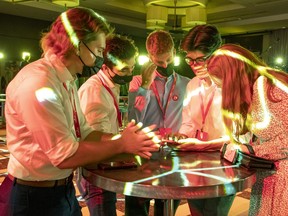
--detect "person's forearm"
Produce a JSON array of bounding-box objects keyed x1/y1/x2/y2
[
  {"x1": 57, "y1": 139, "x2": 124, "y2": 169},
  {"x1": 84, "y1": 130, "x2": 115, "y2": 142},
  {"x1": 206, "y1": 136, "x2": 230, "y2": 150},
  {"x1": 57, "y1": 131, "x2": 123, "y2": 169}
]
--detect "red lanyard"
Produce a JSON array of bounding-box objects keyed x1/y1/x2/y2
[
  {"x1": 199, "y1": 80, "x2": 216, "y2": 127},
  {"x1": 99, "y1": 79, "x2": 122, "y2": 128},
  {"x1": 63, "y1": 83, "x2": 81, "y2": 140},
  {"x1": 151, "y1": 75, "x2": 177, "y2": 121}
]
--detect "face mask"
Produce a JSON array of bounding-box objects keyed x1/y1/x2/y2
[
  {"x1": 111, "y1": 74, "x2": 133, "y2": 85},
  {"x1": 156, "y1": 63, "x2": 174, "y2": 77},
  {"x1": 79, "y1": 42, "x2": 104, "y2": 75},
  {"x1": 81, "y1": 56, "x2": 104, "y2": 75}
]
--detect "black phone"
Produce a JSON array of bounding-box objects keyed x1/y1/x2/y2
[{"x1": 98, "y1": 161, "x2": 138, "y2": 170}]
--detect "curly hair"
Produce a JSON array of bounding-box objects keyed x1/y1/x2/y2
[
  {"x1": 104, "y1": 34, "x2": 138, "y2": 69},
  {"x1": 40, "y1": 7, "x2": 113, "y2": 61}
]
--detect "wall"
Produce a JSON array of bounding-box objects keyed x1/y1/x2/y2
[{"x1": 0, "y1": 13, "x2": 51, "y2": 62}]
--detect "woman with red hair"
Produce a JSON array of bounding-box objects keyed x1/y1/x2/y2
[{"x1": 207, "y1": 43, "x2": 288, "y2": 216}]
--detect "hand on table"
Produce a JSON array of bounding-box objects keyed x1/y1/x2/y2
[
  {"x1": 173, "y1": 138, "x2": 213, "y2": 151},
  {"x1": 162, "y1": 132, "x2": 187, "y2": 142}
]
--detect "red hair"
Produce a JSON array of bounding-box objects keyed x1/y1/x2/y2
[
  {"x1": 40, "y1": 7, "x2": 112, "y2": 61},
  {"x1": 207, "y1": 44, "x2": 288, "y2": 139}
]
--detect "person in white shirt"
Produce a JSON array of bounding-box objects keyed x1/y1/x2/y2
[
  {"x1": 4, "y1": 8, "x2": 159, "y2": 216},
  {"x1": 176, "y1": 25, "x2": 234, "y2": 216},
  {"x1": 77, "y1": 34, "x2": 138, "y2": 216}
]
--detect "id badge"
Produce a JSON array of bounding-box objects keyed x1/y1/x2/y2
[
  {"x1": 159, "y1": 128, "x2": 172, "y2": 137},
  {"x1": 195, "y1": 129, "x2": 208, "y2": 141}
]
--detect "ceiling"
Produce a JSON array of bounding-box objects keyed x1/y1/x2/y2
[{"x1": 0, "y1": 0, "x2": 288, "y2": 39}]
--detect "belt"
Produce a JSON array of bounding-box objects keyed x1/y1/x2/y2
[{"x1": 8, "y1": 173, "x2": 73, "y2": 187}]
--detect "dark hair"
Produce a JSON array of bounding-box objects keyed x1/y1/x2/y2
[
  {"x1": 104, "y1": 34, "x2": 138, "y2": 69},
  {"x1": 180, "y1": 24, "x2": 222, "y2": 56},
  {"x1": 40, "y1": 7, "x2": 113, "y2": 59}
]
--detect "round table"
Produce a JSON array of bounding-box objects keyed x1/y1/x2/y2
[{"x1": 82, "y1": 150, "x2": 256, "y2": 216}]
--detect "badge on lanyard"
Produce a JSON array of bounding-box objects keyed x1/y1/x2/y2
[
  {"x1": 195, "y1": 129, "x2": 208, "y2": 141},
  {"x1": 172, "y1": 95, "x2": 178, "y2": 101},
  {"x1": 196, "y1": 80, "x2": 216, "y2": 142}
]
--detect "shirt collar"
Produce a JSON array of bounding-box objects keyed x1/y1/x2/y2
[
  {"x1": 44, "y1": 49, "x2": 74, "y2": 84},
  {"x1": 155, "y1": 70, "x2": 175, "y2": 81},
  {"x1": 97, "y1": 69, "x2": 116, "y2": 89}
]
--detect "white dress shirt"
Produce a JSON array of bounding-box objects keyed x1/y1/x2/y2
[
  {"x1": 78, "y1": 69, "x2": 120, "y2": 134},
  {"x1": 179, "y1": 77, "x2": 225, "y2": 140},
  {"x1": 5, "y1": 50, "x2": 94, "y2": 180}
]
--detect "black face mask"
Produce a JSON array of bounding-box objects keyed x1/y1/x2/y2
[
  {"x1": 111, "y1": 74, "x2": 133, "y2": 85},
  {"x1": 79, "y1": 42, "x2": 104, "y2": 75},
  {"x1": 81, "y1": 56, "x2": 104, "y2": 75},
  {"x1": 156, "y1": 63, "x2": 174, "y2": 77}
]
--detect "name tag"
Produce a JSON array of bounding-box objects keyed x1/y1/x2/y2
[{"x1": 195, "y1": 129, "x2": 208, "y2": 141}]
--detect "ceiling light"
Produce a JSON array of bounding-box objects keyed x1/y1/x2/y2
[
  {"x1": 4, "y1": 0, "x2": 28, "y2": 2},
  {"x1": 144, "y1": 0, "x2": 207, "y2": 8},
  {"x1": 144, "y1": 0, "x2": 207, "y2": 32},
  {"x1": 186, "y1": 7, "x2": 207, "y2": 25},
  {"x1": 52, "y1": 0, "x2": 80, "y2": 7},
  {"x1": 146, "y1": 6, "x2": 168, "y2": 23}
]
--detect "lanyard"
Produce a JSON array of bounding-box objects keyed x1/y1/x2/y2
[
  {"x1": 63, "y1": 83, "x2": 81, "y2": 140},
  {"x1": 151, "y1": 75, "x2": 177, "y2": 121},
  {"x1": 99, "y1": 79, "x2": 122, "y2": 128},
  {"x1": 199, "y1": 80, "x2": 216, "y2": 127}
]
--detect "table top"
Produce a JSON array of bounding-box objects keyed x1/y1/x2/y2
[{"x1": 83, "y1": 150, "x2": 256, "y2": 199}]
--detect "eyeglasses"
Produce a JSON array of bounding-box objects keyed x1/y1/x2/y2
[{"x1": 184, "y1": 55, "x2": 210, "y2": 66}]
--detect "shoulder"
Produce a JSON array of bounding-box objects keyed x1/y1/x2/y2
[
  {"x1": 78, "y1": 74, "x2": 102, "y2": 95},
  {"x1": 186, "y1": 77, "x2": 200, "y2": 88},
  {"x1": 8, "y1": 59, "x2": 56, "y2": 91},
  {"x1": 175, "y1": 73, "x2": 191, "y2": 84}
]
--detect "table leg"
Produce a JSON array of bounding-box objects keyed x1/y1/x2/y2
[{"x1": 163, "y1": 199, "x2": 174, "y2": 216}]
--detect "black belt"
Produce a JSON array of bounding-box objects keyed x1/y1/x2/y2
[{"x1": 8, "y1": 173, "x2": 73, "y2": 187}]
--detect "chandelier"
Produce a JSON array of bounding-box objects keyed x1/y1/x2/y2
[
  {"x1": 52, "y1": 0, "x2": 79, "y2": 7},
  {"x1": 144, "y1": 0, "x2": 207, "y2": 31},
  {"x1": 5, "y1": 0, "x2": 80, "y2": 7}
]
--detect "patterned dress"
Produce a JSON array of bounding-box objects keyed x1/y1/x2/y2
[{"x1": 249, "y1": 76, "x2": 288, "y2": 216}]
